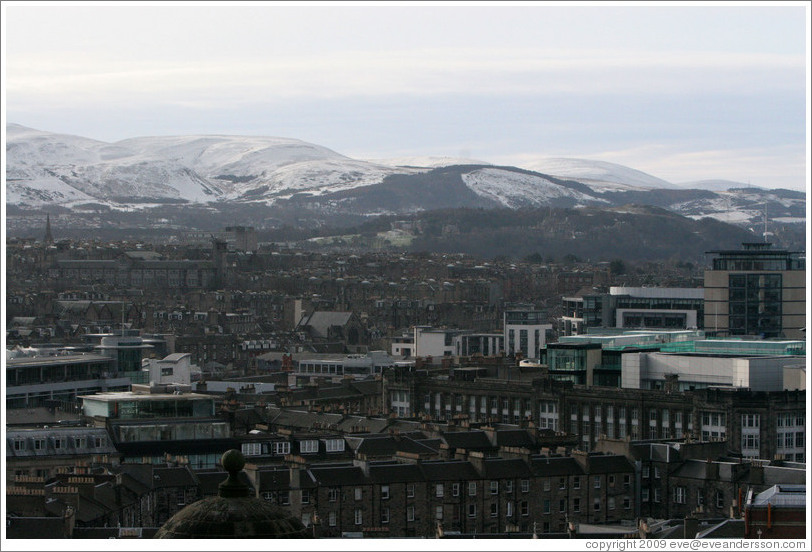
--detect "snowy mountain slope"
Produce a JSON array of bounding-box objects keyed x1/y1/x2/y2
[
  {"x1": 521, "y1": 157, "x2": 678, "y2": 192},
  {"x1": 5, "y1": 125, "x2": 805, "y2": 232},
  {"x1": 461, "y1": 167, "x2": 609, "y2": 208}
]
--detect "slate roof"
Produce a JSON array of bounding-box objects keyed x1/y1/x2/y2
[
  {"x1": 368, "y1": 462, "x2": 425, "y2": 484},
  {"x1": 581, "y1": 454, "x2": 635, "y2": 474},
  {"x1": 346, "y1": 434, "x2": 439, "y2": 458},
  {"x1": 196, "y1": 469, "x2": 254, "y2": 496},
  {"x1": 6, "y1": 427, "x2": 118, "y2": 459},
  {"x1": 267, "y1": 408, "x2": 344, "y2": 431},
  {"x1": 420, "y1": 461, "x2": 480, "y2": 482},
  {"x1": 529, "y1": 456, "x2": 585, "y2": 476},
  {"x1": 152, "y1": 465, "x2": 198, "y2": 488},
  {"x1": 298, "y1": 311, "x2": 355, "y2": 337},
  {"x1": 307, "y1": 465, "x2": 369, "y2": 487},
  {"x1": 252, "y1": 468, "x2": 291, "y2": 492},
  {"x1": 494, "y1": 429, "x2": 536, "y2": 448},
  {"x1": 441, "y1": 431, "x2": 494, "y2": 450},
  {"x1": 336, "y1": 415, "x2": 390, "y2": 434},
  {"x1": 482, "y1": 458, "x2": 533, "y2": 479}
]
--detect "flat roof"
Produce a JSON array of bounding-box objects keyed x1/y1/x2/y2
[
  {"x1": 78, "y1": 391, "x2": 214, "y2": 402},
  {"x1": 6, "y1": 354, "x2": 112, "y2": 367}
]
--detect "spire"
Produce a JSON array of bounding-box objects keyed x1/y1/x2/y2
[{"x1": 44, "y1": 213, "x2": 54, "y2": 244}]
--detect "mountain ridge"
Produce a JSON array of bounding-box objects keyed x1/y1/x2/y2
[{"x1": 5, "y1": 124, "x2": 805, "y2": 236}]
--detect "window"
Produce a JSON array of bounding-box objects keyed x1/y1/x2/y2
[
  {"x1": 325, "y1": 438, "x2": 345, "y2": 452},
  {"x1": 642, "y1": 488, "x2": 650, "y2": 502},
  {"x1": 468, "y1": 504, "x2": 477, "y2": 518},
  {"x1": 451, "y1": 483, "x2": 460, "y2": 496},
  {"x1": 505, "y1": 480, "x2": 513, "y2": 493},
  {"x1": 573, "y1": 477, "x2": 580, "y2": 490},
  {"x1": 329, "y1": 511, "x2": 337, "y2": 527},
  {"x1": 354, "y1": 488, "x2": 362, "y2": 501},
  {"x1": 436, "y1": 483, "x2": 444, "y2": 497},
  {"x1": 490, "y1": 503, "x2": 498, "y2": 517},
  {"x1": 520, "y1": 479, "x2": 529, "y2": 493},
  {"x1": 273, "y1": 441, "x2": 290, "y2": 455},
  {"x1": 381, "y1": 508, "x2": 389, "y2": 524},
  {"x1": 468, "y1": 482, "x2": 477, "y2": 496},
  {"x1": 716, "y1": 491, "x2": 724, "y2": 509},
  {"x1": 573, "y1": 498, "x2": 580, "y2": 513},
  {"x1": 674, "y1": 487, "x2": 686, "y2": 504},
  {"x1": 623, "y1": 496, "x2": 631, "y2": 510},
  {"x1": 559, "y1": 499, "x2": 566, "y2": 513},
  {"x1": 381, "y1": 485, "x2": 389, "y2": 500},
  {"x1": 507, "y1": 501, "x2": 514, "y2": 517},
  {"x1": 520, "y1": 501, "x2": 529, "y2": 516},
  {"x1": 490, "y1": 481, "x2": 499, "y2": 495},
  {"x1": 33, "y1": 439, "x2": 45, "y2": 451},
  {"x1": 594, "y1": 476, "x2": 601, "y2": 489},
  {"x1": 796, "y1": 432, "x2": 804, "y2": 448},
  {"x1": 407, "y1": 506, "x2": 415, "y2": 522},
  {"x1": 542, "y1": 499, "x2": 550, "y2": 514},
  {"x1": 407, "y1": 483, "x2": 415, "y2": 498},
  {"x1": 608, "y1": 497, "x2": 616, "y2": 510},
  {"x1": 301, "y1": 490, "x2": 310, "y2": 504},
  {"x1": 13, "y1": 439, "x2": 25, "y2": 451},
  {"x1": 608, "y1": 475, "x2": 615, "y2": 487},
  {"x1": 280, "y1": 492, "x2": 290, "y2": 505},
  {"x1": 559, "y1": 477, "x2": 566, "y2": 490},
  {"x1": 623, "y1": 475, "x2": 631, "y2": 489},
  {"x1": 74, "y1": 437, "x2": 85, "y2": 449},
  {"x1": 654, "y1": 488, "x2": 661, "y2": 503},
  {"x1": 300, "y1": 440, "x2": 319, "y2": 454},
  {"x1": 328, "y1": 488, "x2": 338, "y2": 502},
  {"x1": 654, "y1": 467, "x2": 660, "y2": 479},
  {"x1": 593, "y1": 498, "x2": 601, "y2": 511},
  {"x1": 354, "y1": 509, "x2": 363, "y2": 525}
]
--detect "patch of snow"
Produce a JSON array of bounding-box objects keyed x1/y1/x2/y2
[
  {"x1": 461, "y1": 168, "x2": 607, "y2": 208},
  {"x1": 520, "y1": 157, "x2": 677, "y2": 190}
]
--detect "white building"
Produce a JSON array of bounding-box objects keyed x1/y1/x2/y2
[
  {"x1": 141, "y1": 353, "x2": 201, "y2": 386},
  {"x1": 621, "y1": 351, "x2": 805, "y2": 392},
  {"x1": 504, "y1": 310, "x2": 552, "y2": 359}
]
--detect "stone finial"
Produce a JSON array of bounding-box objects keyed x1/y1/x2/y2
[{"x1": 218, "y1": 449, "x2": 250, "y2": 498}]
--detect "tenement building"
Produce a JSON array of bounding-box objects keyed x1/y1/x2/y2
[{"x1": 382, "y1": 367, "x2": 806, "y2": 460}]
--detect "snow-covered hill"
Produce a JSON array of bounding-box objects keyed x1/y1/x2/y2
[
  {"x1": 521, "y1": 157, "x2": 678, "y2": 192},
  {"x1": 5, "y1": 124, "x2": 805, "y2": 232}
]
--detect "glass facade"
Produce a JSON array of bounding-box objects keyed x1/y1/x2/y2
[{"x1": 728, "y1": 273, "x2": 782, "y2": 337}]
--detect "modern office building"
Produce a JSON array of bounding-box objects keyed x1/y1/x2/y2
[
  {"x1": 704, "y1": 242, "x2": 805, "y2": 339},
  {"x1": 561, "y1": 287, "x2": 705, "y2": 336}
]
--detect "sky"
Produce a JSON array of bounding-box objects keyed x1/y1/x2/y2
[{"x1": 2, "y1": 1, "x2": 809, "y2": 191}]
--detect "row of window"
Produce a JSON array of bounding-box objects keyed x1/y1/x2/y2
[
  {"x1": 240, "y1": 439, "x2": 345, "y2": 457},
  {"x1": 11, "y1": 436, "x2": 107, "y2": 451},
  {"x1": 672, "y1": 487, "x2": 726, "y2": 508}
]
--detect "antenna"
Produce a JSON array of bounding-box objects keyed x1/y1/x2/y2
[{"x1": 763, "y1": 202, "x2": 768, "y2": 243}]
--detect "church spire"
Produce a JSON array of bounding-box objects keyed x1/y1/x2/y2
[{"x1": 44, "y1": 213, "x2": 54, "y2": 244}]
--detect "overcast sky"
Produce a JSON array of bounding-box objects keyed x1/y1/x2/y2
[{"x1": 3, "y1": 1, "x2": 809, "y2": 190}]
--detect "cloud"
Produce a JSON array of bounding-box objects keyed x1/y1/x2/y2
[{"x1": 6, "y1": 47, "x2": 804, "y2": 112}]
